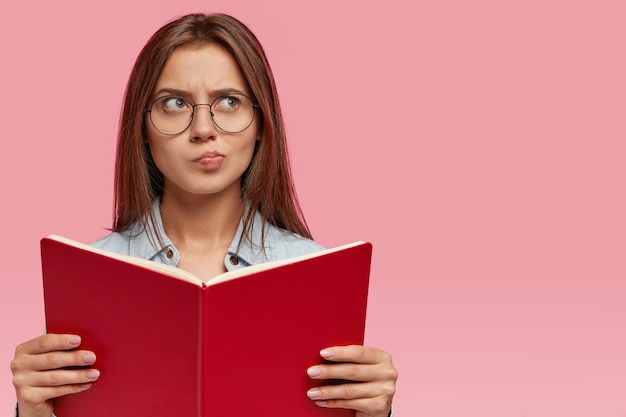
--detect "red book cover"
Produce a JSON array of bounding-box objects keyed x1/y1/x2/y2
[{"x1": 41, "y1": 235, "x2": 371, "y2": 417}]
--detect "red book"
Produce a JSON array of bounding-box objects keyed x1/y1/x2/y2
[{"x1": 41, "y1": 235, "x2": 372, "y2": 417}]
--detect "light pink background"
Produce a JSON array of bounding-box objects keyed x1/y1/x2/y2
[{"x1": 1, "y1": 0, "x2": 625, "y2": 416}]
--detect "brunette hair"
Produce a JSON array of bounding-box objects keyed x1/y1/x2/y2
[{"x1": 112, "y1": 13, "x2": 311, "y2": 243}]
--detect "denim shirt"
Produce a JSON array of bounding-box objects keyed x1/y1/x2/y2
[{"x1": 91, "y1": 199, "x2": 325, "y2": 268}]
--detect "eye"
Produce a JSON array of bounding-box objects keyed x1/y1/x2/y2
[
  {"x1": 161, "y1": 96, "x2": 189, "y2": 112},
  {"x1": 213, "y1": 95, "x2": 241, "y2": 112}
]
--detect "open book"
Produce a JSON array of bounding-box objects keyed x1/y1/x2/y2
[{"x1": 41, "y1": 235, "x2": 372, "y2": 417}]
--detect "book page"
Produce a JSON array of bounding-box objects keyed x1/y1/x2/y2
[
  {"x1": 45, "y1": 235, "x2": 366, "y2": 287},
  {"x1": 45, "y1": 235, "x2": 204, "y2": 285}
]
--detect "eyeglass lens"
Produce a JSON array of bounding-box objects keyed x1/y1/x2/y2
[{"x1": 148, "y1": 94, "x2": 256, "y2": 135}]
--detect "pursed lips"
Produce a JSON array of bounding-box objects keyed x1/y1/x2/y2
[{"x1": 193, "y1": 151, "x2": 224, "y2": 167}]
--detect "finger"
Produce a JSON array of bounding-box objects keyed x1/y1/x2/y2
[
  {"x1": 307, "y1": 381, "x2": 378, "y2": 401},
  {"x1": 319, "y1": 345, "x2": 393, "y2": 365},
  {"x1": 314, "y1": 396, "x2": 391, "y2": 417},
  {"x1": 15, "y1": 334, "x2": 82, "y2": 356},
  {"x1": 17, "y1": 381, "x2": 95, "y2": 406},
  {"x1": 12, "y1": 349, "x2": 96, "y2": 373},
  {"x1": 307, "y1": 362, "x2": 379, "y2": 382},
  {"x1": 15, "y1": 368, "x2": 100, "y2": 409},
  {"x1": 13, "y1": 360, "x2": 100, "y2": 390},
  {"x1": 34, "y1": 368, "x2": 101, "y2": 388}
]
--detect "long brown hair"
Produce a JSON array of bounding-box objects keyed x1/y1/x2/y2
[{"x1": 112, "y1": 13, "x2": 311, "y2": 243}]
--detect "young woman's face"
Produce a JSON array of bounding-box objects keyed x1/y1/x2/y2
[{"x1": 145, "y1": 43, "x2": 259, "y2": 199}]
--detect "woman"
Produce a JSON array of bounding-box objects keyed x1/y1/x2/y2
[{"x1": 11, "y1": 13, "x2": 397, "y2": 417}]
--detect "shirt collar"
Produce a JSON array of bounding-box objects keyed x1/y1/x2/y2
[
  {"x1": 127, "y1": 198, "x2": 175, "y2": 261},
  {"x1": 127, "y1": 198, "x2": 270, "y2": 265},
  {"x1": 226, "y1": 209, "x2": 271, "y2": 266}
]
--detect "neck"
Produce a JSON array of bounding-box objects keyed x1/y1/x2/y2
[{"x1": 159, "y1": 188, "x2": 244, "y2": 250}]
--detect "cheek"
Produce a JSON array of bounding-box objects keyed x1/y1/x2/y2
[
  {"x1": 145, "y1": 135, "x2": 174, "y2": 173},
  {"x1": 228, "y1": 125, "x2": 259, "y2": 159},
  {"x1": 240, "y1": 136, "x2": 259, "y2": 165}
]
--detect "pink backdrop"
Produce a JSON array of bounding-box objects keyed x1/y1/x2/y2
[{"x1": 2, "y1": 0, "x2": 625, "y2": 415}]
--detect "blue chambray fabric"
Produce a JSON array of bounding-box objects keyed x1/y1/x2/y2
[{"x1": 91, "y1": 198, "x2": 325, "y2": 268}]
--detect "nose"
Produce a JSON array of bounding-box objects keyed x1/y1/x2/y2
[{"x1": 189, "y1": 104, "x2": 217, "y2": 141}]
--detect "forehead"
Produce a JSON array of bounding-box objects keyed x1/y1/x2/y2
[{"x1": 155, "y1": 43, "x2": 250, "y2": 95}]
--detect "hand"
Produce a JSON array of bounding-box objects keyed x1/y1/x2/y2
[
  {"x1": 306, "y1": 345, "x2": 397, "y2": 417},
  {"x1": 11, "y1": 334, "x2": 100, "y2": 417}
]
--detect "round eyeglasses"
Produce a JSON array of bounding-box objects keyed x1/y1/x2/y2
[{"x1": 145, "y1": 93, "x2": 260, "y2": 135}]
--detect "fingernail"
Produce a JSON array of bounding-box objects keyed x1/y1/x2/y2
[
  {"x1": 83, "y1": 353, "x2": 96, "y2": 364},
  {"x1": 69, "y1": 336, "x2": 81, "y2": 345},
  {"x1": 80, "y1": 383, "x2": 93, "y2": 389},
  {"x1": 307, "y1": 366, "x2": 321, "y2": 377},
  {"x1": 86, "y1": 369, "x2": 100, "y2": 379},
  {"x1": 320, "y1": 348, "x2": 334, "y2": 359},
  {"x1": 315, "y1": 401, "x2": 329, "y2": 407},
  {"x1": 307, "y1": 388, "x2": 321, "y2": 399}
]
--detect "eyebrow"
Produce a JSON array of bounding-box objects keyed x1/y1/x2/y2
[{"x1": 152, "y1": 87, "x2": 249, "y2": 100}]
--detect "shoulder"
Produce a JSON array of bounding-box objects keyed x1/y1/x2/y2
[
  {"x1": 90, "y1": 230, "x2": 132, "y2": 255},
  {"x1": 90, "y1": 199, "x2": 166, "y2": 259},
  {"x1": 90, "y1": 223, "x2": 167, "y2": 261},
  {"x1": 233, "y1": 209, "x2": 325, "y2": 265},
  {"x1": 262, "y1": 223, "x2": 326, "y2": 261}
]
